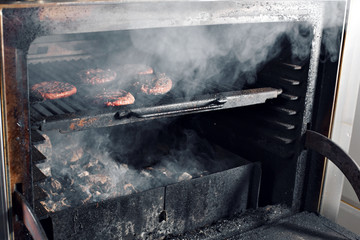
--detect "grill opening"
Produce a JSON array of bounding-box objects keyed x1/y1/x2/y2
[
  {"x1": 27, "y1": 22, "x2": 309, "y2": 132},
  {"x1": 28, "y1": 22, "x2": 312, "y2": 239}
]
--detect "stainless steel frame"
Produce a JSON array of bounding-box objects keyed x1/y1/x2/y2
[
  {"x1": 0, "y1": 1, "x2": 347, "y2": 239},
  {"x1": 1, "y1": 95, "x2": 10, "y2": 240}
]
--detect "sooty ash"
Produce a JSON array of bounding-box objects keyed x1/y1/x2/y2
[{"x1": 37, "y1": 121, "x2": 240, "y2": 212}]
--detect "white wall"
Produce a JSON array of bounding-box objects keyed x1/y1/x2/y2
[{"x1": 321, "y1": 0, "x2": 360, "y2": 234}]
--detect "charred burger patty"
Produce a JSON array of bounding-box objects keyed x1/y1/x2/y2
[
  {"x1": 92, "y1": 90, "x2": 135, "y2": 107},
  {"x1": 31, "y1": 81, "x2": 77, "y2": 100},
  {"x1": 134, "y1": 73, "x2": 172, "y2": 95},
  {"x1": 79, "y1": 68, "x2": 117, "y2": 85}
]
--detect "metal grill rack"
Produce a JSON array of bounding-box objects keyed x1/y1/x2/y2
[{"x1": 28, "y1": 60, "x2": 282, "y2": 132}]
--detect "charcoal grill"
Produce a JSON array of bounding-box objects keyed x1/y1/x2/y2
[{"x1": 0, "y1": 1, "x2": 359, "y2": 240}]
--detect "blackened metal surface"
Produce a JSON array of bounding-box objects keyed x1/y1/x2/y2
[
  {"x1": 2, "y1": 2, "x2": 325, "y2": 43},
  {"x1": 164, "y1": 162, "x2": 260, "y2": 235},
  {"x1": 232, "y1": 212, "x2": 360, "y2": 240},
  {"x1": 33, "y1": 166, "x2": 47, "y2": 183},
  {"x1": 32, "y1": 146, "x2": 47, "y2": 164},
  {"x1": 166, "y1": 205, "x2": 292, "y2": 240},
  {"x1": 194, "y1": 56, "x2": 311, "y2": 207},
  {"x1": 50, "y1": 187, "x2": 164, "y2": 240},
  {"x1": 31, "y1": 130, "x2": 46, "y2": 144},
  {"x1": 305, "y1": 130, "x2": 360, "y2": 201},
  {"x1": 33, "y1": 185, "x2": 47, "y2": 201},
  {"x1": 41, "y1": 159, "x2": 259, "y2": 239}
]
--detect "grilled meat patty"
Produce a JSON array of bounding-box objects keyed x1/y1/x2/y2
[
  {"x1": 92, "y1": 90, "x2": 135, "y2": 107},
  {"x1": 135, "y1": 73, "x2": 172, "y2": 95},
  {"x1": 31, "y1": 81, "x2": 77, "y2": 100},
  {"x1": 79, "y1": 68, "x2": 117, "y2": 85}
]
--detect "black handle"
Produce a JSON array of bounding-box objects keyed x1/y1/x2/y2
[
  {"x1": 132, "y1": 95, "x2": 227, "y2": 118},
  {"x1": 305, "y1": 130, "x2": 360, "y2": 202}
]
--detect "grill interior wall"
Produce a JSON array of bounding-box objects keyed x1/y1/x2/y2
[{"x1": 27, "y1": 23, "x2": 312, "y2": 238}]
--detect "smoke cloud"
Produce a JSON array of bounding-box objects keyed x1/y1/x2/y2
[
  {"x1": 37, "y1": 120, "x2": 242, "y2": 212},
  {"x1": 32, "y1": 2, "x2": 346, "y2": 213}
]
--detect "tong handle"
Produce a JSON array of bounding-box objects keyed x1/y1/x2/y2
[{"x1": 131, "y1": 95, "x2": 227, "y2": 118}]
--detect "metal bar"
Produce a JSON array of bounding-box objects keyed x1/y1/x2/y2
[
  {"x1": 39, "y1": 88, "x2": 281, "y2": 132},
  {"x1": 305, "y1": 130, "x2": 360, "y2": 202},
  {"x1": 0, "y1": 75, "x2": 10, "y2": 240},
  {"x1": 13, "y1": 191, "x2": 48, "y2": 240},
  {"x1": 133, "y1": 88, "x2": 282, "y2": 118},
  {"x1": 31, "y1": 130, "x2": 45, "y2": 144},
  {"x1": 32, "y1": 146, "x2": 47, "y2": 164},
  {"x1": 33, "y1": 166, "x2": 47, "y2": 183}
]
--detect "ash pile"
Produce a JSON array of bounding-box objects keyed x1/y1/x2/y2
[{"x1": 36, "y1": 121, "x2": 239, "y2": 212}]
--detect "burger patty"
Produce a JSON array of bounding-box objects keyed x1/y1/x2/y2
[
  {"x1": 136, "y1": 73, "x2": 172, "y2": 95},
  {"x1": 118, "y1": 64, "x2": 154, "y2": 76},
  {"x1": 79, "y1": 68, "x2": 117, "y2": 85},
  {"x1": 31, "y1": 81, "x2": 77, "y2": 100},
  {"x1": 92, "y1": 90, "x2": 135, "y2": 107}
]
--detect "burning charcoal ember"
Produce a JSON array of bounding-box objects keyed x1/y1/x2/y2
[
  {"x1": 123, "y1": 183, "x2": 137, "y2": 195},
  {"x1": 69, "y1": 163, "x2": 81, "y2": 171},
  {"x1": 84, "y1": 159, "x2": 96, "y2": 168},
  {"x1": 119, "y1": 163, "x2": 129, "y2": 170},
  {"x1": 40, "y1": 197, "x2": 70, "y2": 213},
  {"x1": 51, "y1": 179, "x2": 62, "y2": 191},
  {"x1": 84, "y1": 159, "x2": 99, "y2": 169},
  {"x1": 59, "y1": 197, "x2": 71, "y2": 208},
  {"x1": 99, "y1": 181, "x2": 113, "y2": 193},
  {"x1": 83, "y1": 159, "x2": 104, "y2": 173},
  {"x1": 78, "y1": 171, "x2": 89, "y2": 178},
  {"x1": 178, "y1": 172, "x2": 193, "y2": 181},
  {"x1": 157, "y1": 167, "x2": 173, "y2": 178},
  {"x1": 40, "y1": 200, "x2": 57, "y2": 213},
  {"x1": 70, "y1": 148, "x2": 84, "y2": 162},
  {"x1": 140, "y1": 169, "x2": 154, "y2": 178},
  {"x1": 79, "y1": 182, "x2": 91, "y2": 191},
  {"x1": 88, "y1": 174, "x2": 110, "y2": 185},
  {"x1": 200, "y1": 170, "x2": 210, "y2": 177},
  {"x1": 82, "y1": 194, "x2": 92, "y2": 204},
  {"x1": 57, "y1": 175, "x2": 75, "y2": 189}
]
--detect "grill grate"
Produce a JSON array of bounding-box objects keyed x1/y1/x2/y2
[{"x1": 29, "y1": 60, "x2": 281, "y2": 132}]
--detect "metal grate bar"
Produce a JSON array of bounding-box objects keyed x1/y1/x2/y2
[
  {"x1": 40, "y1": 102, "x2": 65, "y2": 115},
  {"x1": 60, "y1": 96, "x2": 87, "y2": 112},
  {"x1": 32, "y1": 146, "x2": 47, "y2": 164},
  {"x1": 33, "y1": 166, "x2": 47, "y2": 183},
  {"x1": 277, "y1": 77, "x2": 300, "y2": 86},
  {"x1": 278, "y1": 62, "x2": 303, "y2": 71},
  {"x1": 51, "y1": 99, "x2": 77, "y2": 114},
  {"x1": 32, "y1": 104, "x2": 54, "y2": 118},
  {"x1": 271, "y1": 106, "x2": 297, "y2": 116},
  {"x1": 33, "y1": 185, "x2": 48, "y2": 201},
  {"x1": 263, "y1": 119, "x2": 296, "y2": 130},
  {"x1": 280, "y1": 93, "x2": 299, "y2": 101},
  {"x1": 31, "y1": 130, "x2": 45, "y2": 144}
]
